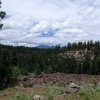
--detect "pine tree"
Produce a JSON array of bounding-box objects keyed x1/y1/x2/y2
[
  {"x1": 0, "y1": 0, "x2": 6, "y2": 30},
  {"x1": 67, "y1": 42, "x2": 72, "y2": 50},
  {"x1": 0, "y1": 0, "x2": 3, "y2": 30},
  {"x1": 82, "y1": 55, "x2": 90, "y2": 74},
  {"x1": 0, "y1": 50, "x2": 11, "y2": 88},
  {"x1": 94, "y1": 57, "x2": 100, "y2": 75},
  {"x1": 11, "y1": 50, "x2": 18, "y2": 66}
]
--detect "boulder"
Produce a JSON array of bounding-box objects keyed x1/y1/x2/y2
[
  {"x1": 32, "y1": 95, "x2": 45, "y2": 100},
  {"x1": 69, "y1": 82, "x2": 80, "y2": 89},
  {"x1": 65, "y1": 82, "x2": 80, "y2": 94}
]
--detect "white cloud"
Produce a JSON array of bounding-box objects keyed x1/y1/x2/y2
[{"x1": 0, "y1": 0, "x2": 100, "y2": 47}]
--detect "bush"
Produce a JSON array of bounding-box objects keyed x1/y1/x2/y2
[
  {"x1": 11, "y1": 66, "x2": 21, "y2": 78},
  {"x1": 48, "y1": 96, "x2": 54, "y2": 100}
]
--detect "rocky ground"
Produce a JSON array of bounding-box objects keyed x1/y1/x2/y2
[{"x1": 18, "y1": 73, "x2": 100, "y2": 88}]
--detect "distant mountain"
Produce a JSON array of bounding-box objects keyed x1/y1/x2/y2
[{"x1": 37, "y1": 45, "x2": 54, "y2": 48}]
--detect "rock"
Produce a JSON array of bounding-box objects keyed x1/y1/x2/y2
[
  {"x1": 69, "y1": 82, "x2": 80, "y2": 89},
  {"x1": 18, "y1": 83, "x2": 23, "y2": 87},
  {"x1": 65, "y1": 82, "x2": 80, "y2": 94},
  {"x1": 32, "y1": 95, "x2": 45, "y2": 100}
]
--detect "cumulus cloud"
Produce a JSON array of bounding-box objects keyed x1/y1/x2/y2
[{"x1": 0, "y1": 0, "x2": 100, "y2": 47}]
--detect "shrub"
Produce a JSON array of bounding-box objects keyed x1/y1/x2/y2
[{"x1": 11, "y1": 66, "x2": 21, "y2": 78}]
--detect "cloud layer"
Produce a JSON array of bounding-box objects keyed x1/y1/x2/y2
[{"x1": 0, "y1": 0, "x2": 100, "y2": 47}]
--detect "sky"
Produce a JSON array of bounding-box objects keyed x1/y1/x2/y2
[{"x1": 0, "y1": 0, "x2": 100, "y2": 47}]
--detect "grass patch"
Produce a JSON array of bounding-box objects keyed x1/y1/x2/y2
[
  {"x1": 0, "y1": 86, "x2": 64, "y2": 100},
  {"x1": 0, "y1": 85, "x2": 100, "y2": 100}
]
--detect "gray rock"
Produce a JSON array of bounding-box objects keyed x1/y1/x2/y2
[
  {"x1": 65, "y1": 82, "x2": 80, "y2": 93},
  {"x1": 32, "y1": 95, "x2": 45, "y2": 100}
]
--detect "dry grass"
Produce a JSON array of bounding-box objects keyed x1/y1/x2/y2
[
  {"x1": 0, "y1": 86, "x2": 64, "y2": 100},
  {"x1": 0, "y1": 85, "x2": 100, "y2": 100}
]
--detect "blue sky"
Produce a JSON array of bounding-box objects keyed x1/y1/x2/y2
[{"x1": 0, "y1": 0, "x2": 100, "y2": 47}]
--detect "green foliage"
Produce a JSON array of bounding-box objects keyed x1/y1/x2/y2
[
  {"x1": 94, "y1": 57, "x2": 100, "y2": 74},
  {"x1": 15, "y1": 95, "x2": 28, "y2": 100},
  {"x1": 8, "y1": 94, "x2": 30, "y2": 100},
  {"x1": 34, "y1": 64, "x2": 42, "y2": 75},
  {"x1": 78, "y1": 89, "x2": 92, "y2": 100},
  {"x1": 0, "y1": 49, "x2": 11, "y2": 88},
  {"x1": 48, "y1": 96, "x2": 54, "y2": 100},
  {"x1": 0, "y1": 41, "x2": 100, "y2": 76},
  {"x1": 0, "y1": 1, "x2": 6, "y2": 30},
  {"x1": 11, "y1": 66, "x2": 21, "y2": 78},
  {"x1": 47, "y1": 66, "x2": 53, "y2": 74},
  {"x1": 11, "y1": 51, "x2": 18, "y2": 66}
]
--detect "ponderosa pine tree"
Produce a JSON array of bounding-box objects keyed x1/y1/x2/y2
[
  {"x1": 0, "y1": 0, "x2": 3, "y2": 30},
  {"x1": 0, "y1": 1, "x2": 8, "y2": 89},
  {"x1": 0, "y1": 49, "x2": 11, "y2": 88},
  {"x1": 11, "y1": 50, "x2": 18, "y2": 66},
  {"x1": 0, "y1": 0, "x2": 6, "y2": 30}
]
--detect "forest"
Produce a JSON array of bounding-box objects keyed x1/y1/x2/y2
[{"x1": 0, "y1": 41, "x2": 100, "y2": 88}]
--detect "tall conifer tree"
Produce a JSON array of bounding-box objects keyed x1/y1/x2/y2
[{"x1": 0, "y1": 0, "x2": 6, "y2": 30}]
